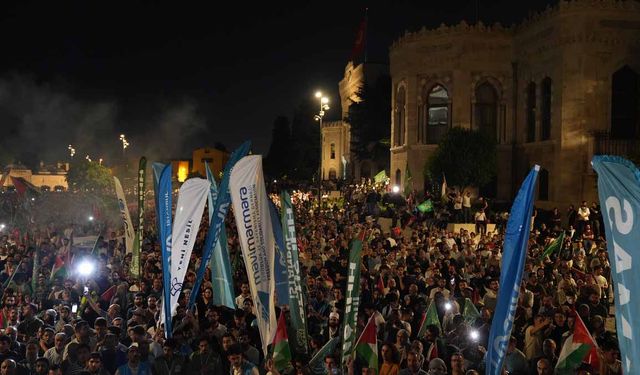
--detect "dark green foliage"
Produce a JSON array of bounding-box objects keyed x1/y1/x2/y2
[
  {"x1": 289, "y1": 102, "x2": 321, "y2": 180},
  {"x1": 66, "y1": 159, "x2": 113, "y2": 192},
  {"x1": 345, "y1": 75, "x2": 391, "y2": 167},
  {"x1": 425, "y1": 127, "x2": 497, "y2": 189},
  {"x1": 264, "y1": 116, "x2": 293, "y2": 178}
]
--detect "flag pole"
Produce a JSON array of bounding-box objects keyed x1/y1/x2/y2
[{"x1": 1, "y1": 259, "x2": 24, "y2": 301}]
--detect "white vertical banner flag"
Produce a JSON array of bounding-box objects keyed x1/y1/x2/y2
[
  {"x1": 229, "y1": 155, "x2": 276, "y2": 355},
  {"x1": 169, "y1": 178, "x2": 210, "y2": 316},
  {"x1": 114, "y1": 177, "x2": 135, "y2": 254}
]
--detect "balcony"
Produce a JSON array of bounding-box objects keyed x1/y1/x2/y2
[{"x1": 593, "y1": 131, "x2": 640, "y2": 157}]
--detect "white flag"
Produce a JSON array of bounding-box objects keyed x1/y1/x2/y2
[
  {"x1": 114, "y1": 177, "x2": 135, "y2": 254},
  {"x1": 169, "y1": 178, "x2": 210, "y2": 316},
  {"x1": 229, "y1": 155, "x2": 276, "y2": 355}
]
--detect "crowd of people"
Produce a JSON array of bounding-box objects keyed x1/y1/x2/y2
[{"x1": 0, "y1": 180, "x2": 622, "y2": 375}]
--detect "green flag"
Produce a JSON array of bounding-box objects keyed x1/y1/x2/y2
[
  {"x1": 131, "y1": 157, "x2": 146, "y2": 279},
  {"x1": 462, "y1": 298, "x2": 480, "y2": 326},
  {"x1": 281, "y1": 191, "x2": 309, "y2": 354},
  {"x1": 374, "y1": 170, "x2": 388, "y2": 184},
  {"x1": 341, "y1": 239, "x2": 363, "y2": 365},
  {"x1": 417, "y1": 200, "x2": 433, "y2": 213},
  {"x1": 539, "y1": 232, "x2": 565, "y2": 261},
  {"x1": 309, "y1": 337, "x2": 339, "y2": 375},
  {"x1": 417, "y1": 299, "x2": 441, "y2": 338}
]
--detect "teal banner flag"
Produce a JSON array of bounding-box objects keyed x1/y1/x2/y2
[
  {"x1": 592, "y1": 156, "x2": 640, "y2": 373},
  {"x1": 205, "y1": 162, "x2": 235, "y2": 309},
  {"x1": 281, "y1": 191, "x2": 308, "y2": 354}
]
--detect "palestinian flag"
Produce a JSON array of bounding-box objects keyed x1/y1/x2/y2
[
  {"x1": 462, "y1": 298, "x2": 480, "y2": 326},
  {"x1": 539, "y1": 231, "x2": 565, "y2": 260},
  {"x1": 355, "y1": 315, "x2": 378, "y2": 373},
  {"x1": 101, "y1": 285, "x2": 117, "y2": 302},
  {"x1": 417, "y1": 300, "x2": 441, "y2": 338},
  {"x1": 376, "y1": 275, "x2": 385, "y2": 294},
  {"x1": 555, "y1": 312, "x2": 599, "y2": 373},
  {"x1": 272, "y1": 311, "x2": 292, "y2": 372},
  {"x1": 49, "y1": 255, "x2": 66, "y2": 281}
]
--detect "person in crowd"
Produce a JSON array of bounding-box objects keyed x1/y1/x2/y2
[{"x1": 0, "y1": 183, "x2": 621, "y2": 375}]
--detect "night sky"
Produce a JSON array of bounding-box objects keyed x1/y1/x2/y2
[{"x1": 0, "y1": 0, "x2": 553, "y2": 168}]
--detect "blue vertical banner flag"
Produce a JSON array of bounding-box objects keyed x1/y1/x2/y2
[
  {"x1": 205, "y1": 162, "x2": 236, "y2": 309},
  {"x1": 592, "y1": 156, "x2": 640, "y2": 373},
  {"x1": 189, "y1": 141, "x2": 251, "y2": 309},
  {"x1": 268, "y1": 201, "x2": 290, "y2": 306},
  {"x1": 486, "y1": 165, "x2": 539, "y2": 375},
  {"x1": 152, "y1": 162, "x2": 166, "y2": 237},
  {"x1": 157, "y1": 164, "x2": 173, "y2": 337}
]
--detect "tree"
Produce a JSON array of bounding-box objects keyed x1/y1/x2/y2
[
  {"x1": 425, "y1": 127, "x2": 497, "y2": 190},
  {"x1": 264, "y1": 116, "x2": 292, "y2": 178},
  {"x1": 289, "y1": 102, "x2": 320, "y2": 181},
  {"x1": 345, "y1": 75, "x2": 391, "y2": 168},
  {"x1": 66, "y1": 159, "x2": 113, "y2": 192}
]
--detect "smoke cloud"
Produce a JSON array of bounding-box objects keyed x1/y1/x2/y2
[{"x1": 0, "y1": 74, "x2": 210, "y2": 169}]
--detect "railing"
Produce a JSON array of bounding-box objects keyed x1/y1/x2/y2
[{"x1": 593, "y1": 132, "x2": 640, "y2": 156}]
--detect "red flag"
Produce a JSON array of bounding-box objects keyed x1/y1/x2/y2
[
  {"x1": 11, "y1": 177, "x2": 27, "y2": 196},
  {"x1": 376, "y1": 276, "x2": 385, "y2": 294},
  {"x1": 101, "y1": 285, "x2": 117, "y2": 302},
  {"x1": 350, "y1": 17, "x2": 367, "y2": 61},
  {"x1": 426, "y1": 342, "x2": 439, "y2": 361}
]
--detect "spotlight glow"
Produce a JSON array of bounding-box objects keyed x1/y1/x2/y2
[
  {"x1": 470, "y1": 330, "x2": 480, "y2": 341},
  {"x1": 76, "y1": 260, "x2": 95, "y2": 277},
  {"x1": 444, "y1": 302, "x2": 452, "y2": 311},
  {"x1": 392, "y1": 185, "x2": 400, "y2": 193}
]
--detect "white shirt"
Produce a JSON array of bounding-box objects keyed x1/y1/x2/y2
[{"x1": 578, "y1": 206, "x2": 590, "y2": 221}]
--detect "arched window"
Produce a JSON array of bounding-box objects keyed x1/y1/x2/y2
[
  {"x1": 611, "y1": 66, "x2": 639, "y2": 139},
  {"x1": 330, "y1": 143, "x2": 336, "y2": 159},
  {"x1": 539, "y1": 168, "x2": 549, "y2": 201},
  {"x1": 541, "y1": 77, "x2": 552, "y2": 141},
  {"x1": 329, "y1": 169, "x2": 337, "y2": 180},
  {"x1": 475, "y1": 82, "x2": 498, "y2": 140},
  {"x1": 526, "y1": 82, "x2": 536, "y2": 142},
  {"x1": 395, "y1": 87, "x2": 406, "y2": 146},
  {"x1": 419, "y1": 85, "x2": 450, "y2": 144},
  {"x1": 395, "y1": 169, "x2": 402, "y2": 186}
]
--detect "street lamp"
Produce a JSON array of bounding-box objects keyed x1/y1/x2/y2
[
  {"x1": 313, "y1": 91, "x2": 330, "y2": 214},
  {"x1": 119, "y1": 134, "x2": 130, "y2": 157},
  {"x1": 68, "y1": 145, "x2": 76, "y2": 158}
]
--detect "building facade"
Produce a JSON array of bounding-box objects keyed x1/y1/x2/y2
[
  {"x1": 321, "y1": 61, "x2": 388, "y2": 181},
  {"x1": 390, "y1": 0, "x2": 640, "y2": 208},
  {"x1": 1, "y1": 162, "x2": 68, "y2": 191}
]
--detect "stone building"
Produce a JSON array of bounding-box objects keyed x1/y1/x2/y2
[
  {"x1": 321, "y1": 60, "x2": 388, "y2": 181},
  {"x1": 1, "y1": 162, "x2": 68, "y2": 191},
  {"x1": 389, "y1": 0, "x2": 640, "y2": 208}
]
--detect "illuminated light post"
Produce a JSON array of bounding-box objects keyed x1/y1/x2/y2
[
  {"x1": 68, "y1": 145, "x2": 76, "y2": 158},
  {"x1": 313, "y1": 91, "x2": 330, "y2": 214},
  {"x1": 119, "y1": 134, "x2": 130, "y2": 158}
]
